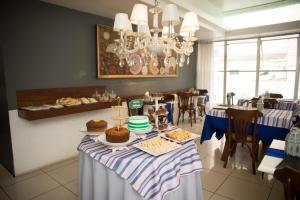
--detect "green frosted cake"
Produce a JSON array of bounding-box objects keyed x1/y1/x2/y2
[{"x1": 128, "y1": 116, "x2": 151, "y2": 131}]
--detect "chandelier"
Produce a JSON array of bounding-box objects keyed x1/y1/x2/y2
[{"x1": 112, "y1": 0, "x2": 199, "y2": 68}]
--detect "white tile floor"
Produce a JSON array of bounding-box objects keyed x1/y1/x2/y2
[{"x1": 0, "y1": 117, "x2": 284, "y2": 200}]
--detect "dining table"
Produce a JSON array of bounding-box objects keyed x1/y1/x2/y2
[
  {"x1": 78, "y1": 131, "x2": 203, "y2": 200},
  {"x1": 200, "y1": 107, "x2": 294, "y2": 144},
  {"x1": 237, "y1": 98, "x2": 299, "y2": 111}
]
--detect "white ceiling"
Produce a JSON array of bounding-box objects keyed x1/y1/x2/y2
[
  {"x1": 41, "y1": 0, "x2": 300, "y2": 41},
  {"x1": 223, "y1": 0, "x2": 283, "y2": 12}
]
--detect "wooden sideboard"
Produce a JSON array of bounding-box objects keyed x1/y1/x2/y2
[
  {"x1": 17, "y1": 86, "x2": 191, "y2": 120},
  {"x1": 17, "y1": 85, "x2": 118, "y2": 120}
]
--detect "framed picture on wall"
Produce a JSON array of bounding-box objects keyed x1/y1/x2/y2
[{"x1": 96, "y1": 24, "x2": 178, "y2": 78}]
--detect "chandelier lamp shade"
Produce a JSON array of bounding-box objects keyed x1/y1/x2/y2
[
  {"x1": 112, "y1": 0, "x2": 199, "y2": 67},
  {"x1": 161, "y1": 4, "x2": 180, "y2": 26},
  {"x1": 130, "y1": 4, "x2": 148, "y2": 25}
]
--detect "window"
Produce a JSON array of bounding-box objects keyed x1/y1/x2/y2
[
  {"x1": 213, "y1": 34, "x2": 299, "y2": 104},
  {"x1": 259, "y1": 36, "x2": 298, "y2": 99},
  {"x1": 226, "y1": 39, "x2": 257, "y2": 101}
]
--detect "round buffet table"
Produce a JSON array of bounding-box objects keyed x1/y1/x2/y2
[{"x1": 78, "y1": 131, "x2": 203, "y2": 200}]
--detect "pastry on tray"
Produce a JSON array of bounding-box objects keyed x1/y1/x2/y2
[
  {"x1": 80, "y1": 97, "x2": 90, "y2": 104},
  {"x1": 86, "y1": 120, "x2": 107, "y2": 132},
  {"x1": 155, "y1": 108, "x2": 167, "y2": 116},
  {"x1": 135, "y1": 136, "x2": 179, "y2": 155},
  {"x1": 56, "y1": 97, "x2": 81, "y2": 106},
  {"x1": 105, "y1": 126, "x2": 129, "y2": 143},
  {"x1": 80, "y1": 97, "x2": 98, "y2": 104},
  {"x1": 158, "y1": 123, "x2": 168, "y2": 130},
  {"x1": 148, "y1": 109, "x2": 155, "y2": 115},
  {"x1": 88, "y1": 97, "x2": 98, "y2": 103},
  {"x1": 166, "y1": 129, "x2": 191, "y2": 141}
]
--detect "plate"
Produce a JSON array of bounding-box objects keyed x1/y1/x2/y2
[
  {"x1": 97, "y1": 133, "x2": 136, "y2": 147},
  {"x1": 47, "y1": 104, "x2": 64, "y2": 109},
  {"x1": 149, "y1": 65, "x2": 159, "y2": 75},
  {"x1": 169, "y1": 57, "x2": 176, "y2": 67},
  {"x1": 65, "y1": 102, "x2": 82, "y2": 107},
  {"x1": 129, "y1": 54, "x2": 143, "y2": 75},
  {"x1": 21, "y1": 105, "x2": 51, "y2": 111},
  {"x1": 129, "y1": 124, "x2": 153, "y2": 135},
  {"x1": 159, "y1": 67, "x2": 165, "y2": 75},
  {"x1": 133, "y1": 136, "x2": 182, "y2": 156},
  {"x1": 141, "y1": 66, "x2": 148, "y2": 75},
  {"x1": 158, "y1": 129, "x2": 200, "y2": 143}
]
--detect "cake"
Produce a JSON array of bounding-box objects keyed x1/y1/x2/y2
[
  {"x1": 128, "y1": 116, "x2": 151, "y2": 132},
  {"x1": 86, "y1": 120, "x2": 107, "y2": 132},
  {"x1": 105, "y1": 127, "x2": 129, "y2": 143}
]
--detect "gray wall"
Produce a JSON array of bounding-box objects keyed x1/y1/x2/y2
[{"x1": 1, "y1": 0, "x2": 196, "y2": 110}]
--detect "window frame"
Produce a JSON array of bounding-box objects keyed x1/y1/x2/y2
[{"x1": 214, "y1": 34, "x2": 300, "y2": 103}]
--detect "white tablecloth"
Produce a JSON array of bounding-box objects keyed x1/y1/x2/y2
[
  {"x1": 79, "y1": 151, "x2": 203, "y2": 200},
  {"x1": 208, "y1": 108, "x2": 293, "y2": 129}
]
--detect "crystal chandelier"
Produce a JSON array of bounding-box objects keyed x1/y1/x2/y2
[{"x1": 112, "y1": 0, "x2": 199, "y2": 68}]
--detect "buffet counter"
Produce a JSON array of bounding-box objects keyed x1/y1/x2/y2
[{"x1": 10, "y1": 85, "x2": 188, "y2": 175}]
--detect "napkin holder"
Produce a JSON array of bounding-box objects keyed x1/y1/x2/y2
[
  {"x1": 285, "y1": 127, "x2": 300, "y2": 157},
  {"x1": 257, "y1": 98, "x2": 264, "y2": 112}
]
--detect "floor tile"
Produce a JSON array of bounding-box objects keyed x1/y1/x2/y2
[
  {"x1": 201, "y1": 170, "x2": 228, "y2": 192},
  {"x1": 0, "y1": 164, "x2": 6, "y2": 172},
  {"x1": 64, "y1": 180, "x2": 78, "y2": 195},
  {"x1": 201, "y1": 156, "x2": 236, "y2": 175},
  {"x1": 230, "y1": 167, "x2": 274, "y2": 188},
  {"x1": 4, "y1": 174, "x2": 59, "y2": 200},
  {"x1": 0, "y1": 168, "x2": 44, "y2": 187},
  {"x1": 41, "y1": 158, "x2": 77, "y2": 173},
  {"x1": 272, "y1": 179, "x2": 283, "y2": 192},
  {"x1": 32, "y1": 187, "x2": 77, "y2": 200},
  {"x1": 268, "y1": 188, "x2": 284, "y2": 200},
  {"x1": 210, "y1": 194, "x2": 232, "y2": 200},
  {"x1": 0, "y1": 188, "x2": 9, "y2": 200},
  {"x1": 73, "y1": 155, "x2": 79, "y2": 161},
  {"x1": 47, "y1": 162, "x2": 78, "y2": 185},
  {"x1": 216, "y1": 176, "x2": 271, "y2": 200},
  {"x1": 203, "y1": 189, "x2": 213, "y2": 200}
]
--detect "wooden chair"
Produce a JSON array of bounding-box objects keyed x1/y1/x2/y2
[
  {"x1": 274, "y1": 166, "x2": 300, "y2": 200},
  {"x1": 240, "y1": 99, "x2": 251, "y2": 107},
  {"x1": 126, "y1": 99, "x2": 144, "y2": 116},
  {"x1": 270, "y1": 93, "x2": 283, "y2": 99},
  {"x1": 222, "y1": 108, "x2": 262, "y2": 174},
  {"x1": 197, "y1": 96, "x2": 206, "y2": 117},
  {"x1": 226, "y1": 92, "x2": 235, "y2": 105},
  {"x1": 177, "y1": 92, "x2": 196, "y2": 126},
  {"x1": 195, "y1": 89, "x2": 208, "y2": 116},
  {"x1": 263, "y1": 98, "x2": 278, "y2": 109},
  {"x1": 196, "y1": 89, "x2": 208, "y2": 95},
  {"x1": 163, "y1": 94, "x2": 175, "y2": 125},
  {"x1": 251, "y1": 98, "x2": 278, "y2": 109}
]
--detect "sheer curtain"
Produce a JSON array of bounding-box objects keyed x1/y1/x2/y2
[{"x1": 196, "y1": 42, "x2": 215, "y2": 106}]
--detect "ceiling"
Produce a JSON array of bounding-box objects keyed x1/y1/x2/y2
[
  {"x1": 41, "y1": 0, "x2": 300, "y2": 41},
  {"x1": 223, "y1": 0, "x2": 284, "y2": 12}
]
